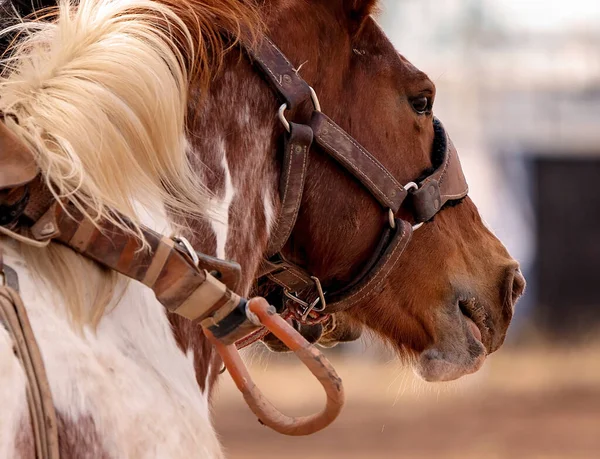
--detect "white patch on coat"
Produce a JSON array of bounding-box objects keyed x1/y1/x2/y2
[
  {"x1": 263, "y1": 191, "x2": 275, "y2": 237},
  {"x1": 208, "y1": 139, "x2": 236, "y2": 259},
  {"x1": 0, "y1": 203, "x2": 224, "y2": 458},
  {"x1": 240, "y1": 103, "x2": 251, "y2": 125}
]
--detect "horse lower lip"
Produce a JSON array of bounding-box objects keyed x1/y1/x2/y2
[{"x1": 464, "y1": 315, "x2": 482, "y2": 342}]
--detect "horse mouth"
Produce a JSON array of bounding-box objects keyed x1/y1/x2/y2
[
  {"x1": 414, "y1": 297, "x2": 490, "y2": 382},
  {"x1": 458, "y1": 297, "x2": 489, "y2": 352}
]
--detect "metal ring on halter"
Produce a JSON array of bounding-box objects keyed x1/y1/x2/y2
[
  {"x1": 278, "y1": 103, "x2": 290, "y2": 133},
  {"x1": 306, "y1": 276, "x2": 327, "y2": 316},
  {"x1": 402, "y1": 182, "x2": 425, "y2": 231},
  {"x1": 172, "y1": 235, "x2": 200, "y2": 267},
  {"x1": 412, "y1": 222, "x2": 424, "y2": 231},
  {"x1": 279, "y1": 88, "x2": 319, "y2": 132},
  {"x1": 388, "y1": 209, "x2": 396, "y2": 230},
  {"x1": 403, "y1": 181, "x2": 419, "y2": 193},
  {"x1": 309, "y1": 86, "x2": 321, "y2": 112},
  {"x1": 283, "y1": 289, "x2": 310, "y2": 309}
]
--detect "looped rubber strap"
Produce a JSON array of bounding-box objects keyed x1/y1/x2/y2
[{"x1": 204, "y1": 297, "x2": 344, "y2": 436}]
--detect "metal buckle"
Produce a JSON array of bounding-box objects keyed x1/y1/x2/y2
[
  {"x1": 172, "y1": 235, "x2": 200, "y2": 267},
  {"x1": 309, "y1": 86, "x2": 321, "y2": 112},
  {"x1": 278, "y1": 86, "x2": 321, "y2": 133},
  {"x1": 284, "y1": 276, "x2": 327, "y2": 322},
  {"x1": 278, "y1": 104, "x2": 290, "y2": 132}
]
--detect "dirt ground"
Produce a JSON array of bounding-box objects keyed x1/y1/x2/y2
[{"x1": 212, "y1": 345, "x2": 600, "y2": 459}]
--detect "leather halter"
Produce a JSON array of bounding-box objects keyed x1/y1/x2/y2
[{"x1": 245, "y1": 38, "x2": 469, "y2": 318}]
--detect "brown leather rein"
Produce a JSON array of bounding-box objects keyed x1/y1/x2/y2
[{"x1": 0, "y1": 32, "x2": 468, "y2": 454}]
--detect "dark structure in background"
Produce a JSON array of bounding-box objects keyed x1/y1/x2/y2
[{"x1": 535, "y1": 158, "x2": 600, "y2": 340}]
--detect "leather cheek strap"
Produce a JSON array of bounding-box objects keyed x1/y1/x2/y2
[{"x1": 266, "y1": 122, "x2": 313, "y2": 257}]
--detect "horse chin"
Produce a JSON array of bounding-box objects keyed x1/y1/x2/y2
[{"x1": 413, "y1": 302, "x2": 488, "y2": 382}]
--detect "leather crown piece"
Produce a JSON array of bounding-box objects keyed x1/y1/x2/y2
[{"x1": 245, "y1": 36, "x2": 469, "y2": 316}]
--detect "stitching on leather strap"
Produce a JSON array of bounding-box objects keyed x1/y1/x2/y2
[
  {"x1": 253, "y1": 38, "x2": 296, "y2": 96},
  {"x1": 268, "y1": 137, "x2": 296, "y2": 247},
  {"x1": 253, "y1": 53, "x2": 284, "y2": 92},
  {"x1": 268, "y1": 266, "x2": 311, "y2": 290},
  {"x1": 317, "y1": 133, "x2": 395, "y2": 209},
  {"x1": 275, "y1": 144, "x2": 308, "y2": 246},
  {"x1": 264, "y1": 36, "x2": 294, "y2": 67},
  {"x1": 323, "y1": 117, "x2": 403, "y2": 191},
  {"x1": 437, "y1": 138, "x2": 452, "y2": 188}
]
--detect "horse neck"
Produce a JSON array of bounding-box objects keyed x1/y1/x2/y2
[{"x1": 169, "y1": 55, "x2": 280, "y2": 393}]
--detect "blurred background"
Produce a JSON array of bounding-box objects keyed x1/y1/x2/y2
[{"x1": 214, "y1": 1, "x2": 600, "y2": 457}]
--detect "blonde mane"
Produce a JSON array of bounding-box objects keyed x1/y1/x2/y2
[{"x1": 0, "y1": 0, "x2": 260, "y2": 325}]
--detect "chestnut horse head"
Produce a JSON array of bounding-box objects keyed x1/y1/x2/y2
[{"x1": 234, "y1": 0, "x2": 526, "y2": 382}]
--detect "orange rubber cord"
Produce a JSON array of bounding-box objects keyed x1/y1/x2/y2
[{"x1": 204, "y1": 297, "x2": 345, "y2": 436}]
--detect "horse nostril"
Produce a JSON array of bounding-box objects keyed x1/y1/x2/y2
[{"x1": 509, "y1": 267, "x2": 526, "y2": 307}]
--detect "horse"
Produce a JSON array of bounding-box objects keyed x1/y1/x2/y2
[{"x1": 0, "y1": 0, "x2": 525, "y2": 457}]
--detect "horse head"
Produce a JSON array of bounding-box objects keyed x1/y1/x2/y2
[{"x1": 247, "y1": 0, "x2": 525, "y2": 382}]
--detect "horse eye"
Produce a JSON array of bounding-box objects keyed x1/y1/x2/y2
[{"x1": 411, "y1": 96, "x2": 430, "y2": 114}]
